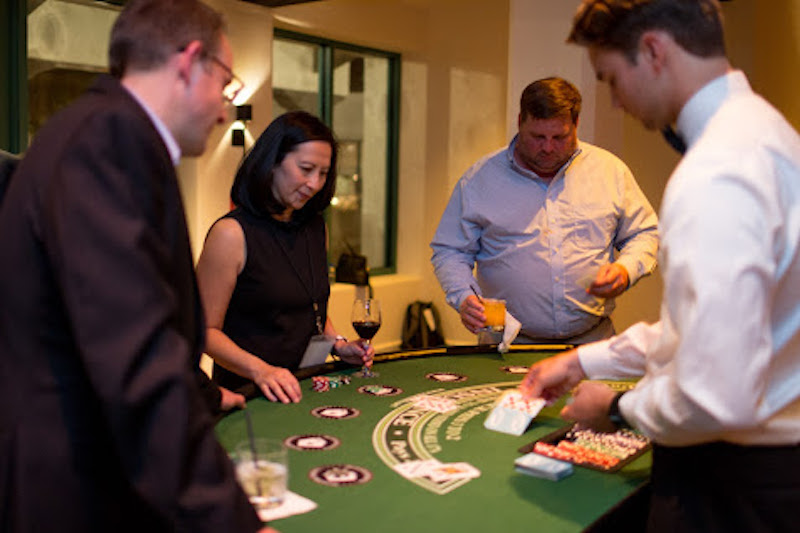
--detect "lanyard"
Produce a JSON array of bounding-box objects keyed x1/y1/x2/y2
[{"x1": 272, "y1": 221, "x2": 325, "y2": 334}]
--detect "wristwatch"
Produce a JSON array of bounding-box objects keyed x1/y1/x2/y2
[{"x1": 607, "y1": 391, "x2": 631, "y2": 430}]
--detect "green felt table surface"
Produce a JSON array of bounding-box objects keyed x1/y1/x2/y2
[{"x1": 215, "y1": 347, "x2": 651, "y2": 532}]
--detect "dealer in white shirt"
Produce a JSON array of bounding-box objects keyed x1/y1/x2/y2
[{"x1": 521, "y1": 1, "x2": 800, "y2": 532}]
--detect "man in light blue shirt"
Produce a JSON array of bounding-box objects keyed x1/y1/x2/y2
[{"x1": 431, "y1": 77, "x2": 658, "y2": 344}]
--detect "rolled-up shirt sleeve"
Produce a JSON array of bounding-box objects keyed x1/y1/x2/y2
[
  {"x1": 612, "y1": 165, "x2": 659, "y2": 287},
  {"x1": 431, "y1": 178, "x2": 482, "y2": 310},
  {"x1": 578, "y1": 320, "x2": 658, "y2": 379}
]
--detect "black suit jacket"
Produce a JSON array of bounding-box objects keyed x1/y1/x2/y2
[
  {"x1": 0, "y1": 149, "x2": 19, "y2": 205},
  {"x1": 0, "y1": 75, "x2": 260, "y2": 532}
]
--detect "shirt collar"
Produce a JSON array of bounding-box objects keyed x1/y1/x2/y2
[
  {"x1": 123, "y1": 86, "x2": 182, "y2": 166},
  {"x1": 676, "y1": 70, "x2": 751, "y2": 151},
  {"x1": 507, "y1": 134, "x2": 582, "y2": 181}
]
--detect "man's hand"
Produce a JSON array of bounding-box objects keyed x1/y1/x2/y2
[
  {"x1": 560, "y1": 381, "x2": 618, "y2": 433},
  {"x1": 588, "y1": 263, "x2": 629, "y2": 298},
  {"x1": 519, "y1": 349, "x2": 586, "y2": 404},
  {"x1": 458, "y1": 295, "x2": 486, "y2": 334},
  {"x1": 219, "y1": 386, "x2": 246, "y2": 411}
]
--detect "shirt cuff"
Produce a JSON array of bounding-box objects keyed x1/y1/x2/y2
[
  {"x1": 576, "y1": 338, "x2": 615, "y2": 379},
  {"x1": 614, "y1": 257, "x2": 650, "y2": 288},
  {"x1": 447, "y1": 288, "x2": 473, "y2": 311}
]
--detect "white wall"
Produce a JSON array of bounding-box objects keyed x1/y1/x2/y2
[
  {"x1": 180, "y1": 0, "x2": 512, "y2": 352},
  {"x1": 507, "y1": 0, "x2": 666, "y2": 335},
  {"x1": 180, "y1": 0, "x2": 275, "y2": 250}
]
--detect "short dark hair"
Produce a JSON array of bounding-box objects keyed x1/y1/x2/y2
[
  {"x1": 568, "y1": 0, "x2": 726, "y2": 62},
  {"x1": 231, "y1": 111, "x2": 338, "y2": 222},
  {"x1": 109, "y1": 0, "x2": 226, "y2": 78},
  {"x1": 520, "y1": 77, "x2": 582, "y2": 124}
]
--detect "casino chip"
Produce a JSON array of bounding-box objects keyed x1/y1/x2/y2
[
  {"x1": 425, "y1": 372, "x2": 467, "y2": 383},
  {"x1": 310, "y1": 406, "x2": 361, "y2": 419},
  {"x1": 311, "y1": 375, "x2": 351, "y2": 392},
  {"x1": 284, "y1": 434, "x2": 341, "y2": 451},
  {"x1": 500, "y1": 365, "x2": 530, "y2": 374},
  {"x1": 357, "y1": 384, "x2": 403, "y2": 397},
  {"x1": 308, "y1": 464, "x2": 373, "y2": 486}
]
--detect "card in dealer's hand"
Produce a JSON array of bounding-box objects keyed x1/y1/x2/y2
[{"x1": 483, "y1": 390, "x2": 546, "y2": 436}]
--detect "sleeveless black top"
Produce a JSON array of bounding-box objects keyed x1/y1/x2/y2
[{"x1": 212, "y1": 208, "x2": 330, "y2": 391}]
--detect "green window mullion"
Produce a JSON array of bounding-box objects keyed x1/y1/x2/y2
[
  {"x1": 273, "y1": 29, "x2": 399, "y2": 275},
  {"x1": 319, "y1": 45, "x2": 333, "y2": 127},
  {"x1": 2, "y1": 0, "x2": 26, "y2": 153},
  {"x1": 318, "y1": 43, "x2": 333, "y2": 260},
  {"x1": 382, "y1": 54, "x2": 401, "y2": 274}
]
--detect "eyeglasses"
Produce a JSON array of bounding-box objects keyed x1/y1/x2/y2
[{"x1": 206, "y1": 54, "x2": 245, "y2": 104}]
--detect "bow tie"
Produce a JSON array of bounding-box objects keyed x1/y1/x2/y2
[{"x1": 662, "y1": 127, "x2": 687, "y2": 155}]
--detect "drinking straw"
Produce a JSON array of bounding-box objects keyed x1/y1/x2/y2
[
  {"x1": 243, "y1": 407, "x2": 265, "y2": 497},
  {"x1": 470, "y1": 285, "x2": 484, "y2": 303}
]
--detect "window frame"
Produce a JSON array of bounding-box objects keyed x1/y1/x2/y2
[
  {"x1": 274, "y1": 28, "x2": 401, "y2": 276},
  {"x1": 1, "y1": 0, "x2": 26, "y2": 153}
]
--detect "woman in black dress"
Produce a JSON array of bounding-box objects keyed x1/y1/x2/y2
[{"x1": 196, "y1": 111, "x2": 373, "y2": 403}]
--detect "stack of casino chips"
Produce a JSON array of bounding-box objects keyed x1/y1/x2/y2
[
  {"x1": 311, "y1": 375, "x2": 351, "y2": 392},
  {"x1": 533, "y1": 428, "x2": 649, "y2": 470}
]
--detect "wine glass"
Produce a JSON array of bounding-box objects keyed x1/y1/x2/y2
[{"x1": 351, "y1": 298, "x2": 381, "y2": 378}]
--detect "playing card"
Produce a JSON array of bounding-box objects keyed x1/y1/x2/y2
[
  {"x1": 577, "y1": 272, "x2": 596, "y2": 289},
  {"x1": 514, "y1": 453, "x2": 573, "y2": 481},
  {"x1": 498, "y1": 390, "x2": 546, "y2": 417},
  {"x1": 393, "y1": 459, "x2": 441, "y2": 479},
  {"x1": 484, "y1": 391, "x2": 546, "y2": 436},
  {"x1": 412, "y1": 394, "x2": 458, "y2": 413},
  {"x1": 427, "y1": 462, "x2": 481, "y2": 482}
]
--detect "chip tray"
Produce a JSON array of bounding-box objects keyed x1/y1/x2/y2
[{"x1": 518, "y1": 424, "x2": 651, "y2": 473}]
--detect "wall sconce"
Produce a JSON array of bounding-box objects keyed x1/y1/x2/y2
[
  {"x1": 231, "y1": 104, "x2": 253, "y2": 148},
  {"x1": 236, "y1": 104, "x2": 252, "y2": 122},
  {"x1": 231, "y1": 128, "x2": 245, "y2": 147}
]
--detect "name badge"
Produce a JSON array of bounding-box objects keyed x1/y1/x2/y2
[{"x1": 299, "y1": 334, "x2": 335, "y2": 369}]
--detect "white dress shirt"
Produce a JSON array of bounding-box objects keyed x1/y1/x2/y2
[
  {"x1": 580, "y1": 71, "x2": 800, "y2": 446},
  {"x1": 124, "y1": 85, "x2": 181, "y2": 166}
]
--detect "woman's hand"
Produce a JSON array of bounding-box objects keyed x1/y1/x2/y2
[
  {"x1": 251, "y1": 361, "x2": 302, "y2": 403},
  {"x1": 335, "y1": 339, "x2": 375, "y2": 367}
]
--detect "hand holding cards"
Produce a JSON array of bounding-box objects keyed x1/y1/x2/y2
[{"x1": 484, "y1": 390, "x2": 546, "y2": 436}]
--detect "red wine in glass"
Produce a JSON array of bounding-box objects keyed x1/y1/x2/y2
[
  {"x1": 351, "y1": 298, "x2": 381, "y2": 377},
  {"x1": 352, "y1": 320, "x2": 381, "y2": 340}
]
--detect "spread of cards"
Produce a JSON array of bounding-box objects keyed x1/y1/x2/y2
[{"x1": 392, "y1": 459, "x2": 481, "y2": 483}]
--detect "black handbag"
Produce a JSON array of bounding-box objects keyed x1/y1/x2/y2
[{"x1": 335, "y1": 243, "x2": 370, "y2": 286}]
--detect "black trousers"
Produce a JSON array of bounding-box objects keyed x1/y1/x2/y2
[{"x1": 647, "y1": 441, "x2": 800, "y2": 533}]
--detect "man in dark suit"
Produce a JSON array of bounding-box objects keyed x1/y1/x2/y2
[
  {"x1": 0, "y1": 149, "x2": 19, "y2": 204},
  {"x1": 0, "y1": 1, "x2": 274, "y2": 531}
]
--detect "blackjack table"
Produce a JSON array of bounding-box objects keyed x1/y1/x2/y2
[{"x1": 215, "y1": 345, "x2": 652, "y2": 532}]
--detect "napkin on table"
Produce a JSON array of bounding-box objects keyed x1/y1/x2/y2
[{"x1": 257, "y1": 491, "x2": 317, "y2": 522}]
